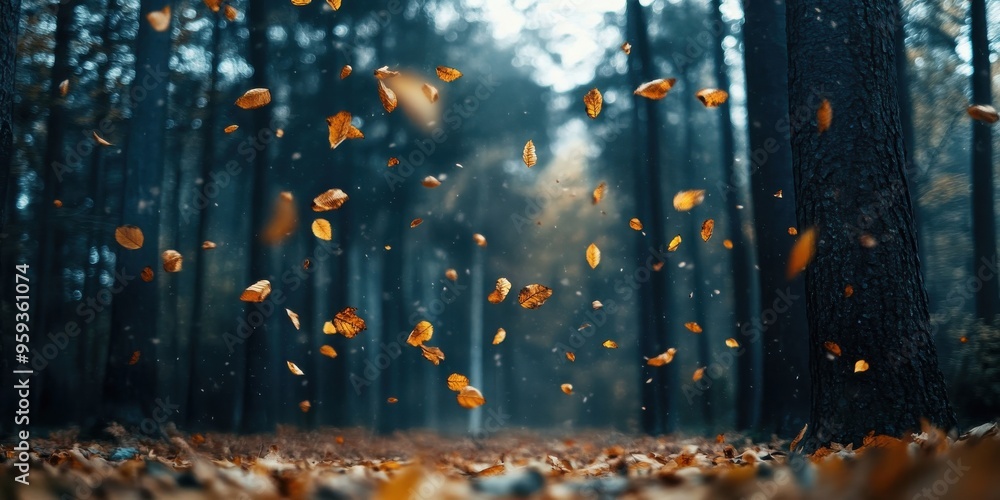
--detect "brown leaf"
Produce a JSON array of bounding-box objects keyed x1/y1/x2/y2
[
  {"x1": 299, "y1": 400, "x2": 311, "y2": 412},
  {"x1": 844, "y1": 284, "x2": 854, "y2": 297},
  {"x1": 340, "y1": 64, "x2": 352, "y2": 79},
  {"x1": 647, "y1": 348, "x2": 677, "y2": 366},
  {"x1": 518, "y1": 284, "x2": 553, "y2": 309},
  {"x1": 203, "y1": 0, "x2": 221, "y2": 11},
  {"x1": 561, "y1": 383, "x2": 574, "y2": 395},
  {"x1": 128, "y1": 351, "x2": 140, "y2": 365},
  {"x1": 436, "y1": 66, "x2": 463, "y2": 82},
  {"x1": 629, "y1": 218, "x2": 643, "y2": 231},
  {"x1": 602, "y1": 340, "x2": 618, "y2": 349},
  {"x1": 817, "y1": 98, "x2": 832, "y2": 134},
  {"x1": 592, "y1": 181, "x2": 607, "y2": 205},
  {"x1": 93, "y1": 131, "x2": 113, "y2": 146},
  {"x1": 725, "y1": 338, "x2": 740, "y2": 348},
  {"x1": 374, "y1": 66, "x2": 399, "y2": 79},
  {"x1": 445, "y1": 268, "x2": 458, "y2": 281},
  {"x1": 634, "y1": 78, "x2": 676, "y2": 100},
  {"x1": 789, "y1": 423, "x2": 808, "y2": 452},
  {"x1": 421, "y1": 175, "x2": 442, "y2": 188},
  {"x1": 235, "y1": 88, "x2": 271, "y2": 110},
  {"x1": 286, "y1": 308, "x2": 301, "y2": 330},
  {"x1": 584, "y1": 88, "x2": 603, "y2": 118},
  {"x1": 774, "y1": 189, "x2": 783, "y2": 198},
  {"x1": 224, "y1": 124, "x2": 238, "y2": 134},
  {"x1": 668, "y1": 234, "x2": 682, "y2": 252},
  {"x1": 723, "y1": 239, "x2": 733, "y2": 249},
  {"x1": 473, "y1": 233, "x2": 487, "y2": 247},
  {"x1": 422, "y1": 83, "x2": 439, "y2": 103},
  {"x1": 692, "y1": 367, "x2": 705, "y2": 382},
  {"x1": 824, "y1": 341, "x2": 842, "y2": 357},
  {"x1": 673, "y1": 189, "x2": 706, "y2": 211},
  {"x1": 161, "y1": 250, "x2": 183, "y2": 272},
  {"x1": 787, "y1": 226, "x2": 818, "y2": 279},
  {"x1": 788, "y1": 227, "x2": 798, "y2": 236},
  {"x1": 523, "y1": 140, "x2": 537, "y2": 167},
  {"x1": 492, "y1": 328, "x2": 506, "y2": 345},
  {"x1": 621, "y1": 42, "x2": 631, "y2": 54},
  {"x1": 326, "y1": 111, "x2": 354, "y2": 149},
  {"x1": 854, "y1": 359, "x2": 869, "y2": 373},
  {"x1": 333, "y1": 307, "x2": 367, "y2": 338},
  {"x1": 312, "y1": 219, "x2": 333, "y2": 241},
  {"x1": 387, "y1": 157, "x2": 400, "y2": 167},
  {"x1": 261, "y1": 191, "x2": 299, "y2": 244},
  {"x1": 457, "y1": 385, "x2": 485, "y2": 408},
  {"x1": 586, "y1": 243, "x2": 601, "y2": 269},
  {"x1": 565, "y1": 352, "x2": 576, "y2": 362},
  {"x1": 701, "y1": 219, "x2": 715, "y2": 241},
  {"x1": 695, "y1": 88, "x2": 729, "y2": 108},
  {"x1": 319, "y1": 345, "x2": 337, "y2": 358},
  {"x1": 685, "y1": 322, "x2": 703, "y2": 333},
  {"x1": 420, "y1": 345, "x2": 445, "y2": 365},
  {"x1": 409, "y1": 218, "x2": 424, "y2": 228},
  {"x1": 240, "y1": 280, "x2": 271, "y2": 302},
  {"x1": 287, "y1": 361, "x2": 304, "y2": 376},
  {"x1": 146, "y1": 6, "x2": 171, "y2": 32},
  {"x1": 377, "y1": 80, "x2": 397, "y2": 113},
  {"x1": 447, "y1": 373, "x2": 469, "y2": 391},
  {"x1": 59, "y1": 79, "x2": 69, "y2": 96},
  {"x1": 53, "y1": 199, "x2": 62, "y2": 208},
  {"x1": 968, "y1": 104, "x2": 999, "y2": 124},
  {"x1": 487, "y1": 277, "x2": 512, "y2": 304},
  {"x1": 291, "y1": 0, "x2": 311, "y2": 5},
  {"x1": 312, "y1": 188, "x2": 349, "y2": 211},
  {"x1": 140, "y1": 266, "x2": 154, "y2": 282},
  {"x1": 346, "y1": 125, "x2": 364, "y2": 139},
  {"x1": 223, "y1": 5, "x2": 237, "y2": 21},
  {"x1": 115, "y1": 225, "x2": 144, "y2": 250},
  {"x1": 326, "y1": 0, "x2": 341, "y2": 10},
  {"x1": 407, "y1": 320, "x2": 434, "y2": 346}
]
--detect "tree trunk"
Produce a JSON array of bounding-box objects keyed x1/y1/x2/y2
[
  {"x1": 786, "y1": 0, "x2": 956, "y2": 447},
  {"x1": 970, "y1": 0, "x2": 998, "y2": 324},
  {"x1": 743, "y1": 0, "x2": 809, "y2": 435}
]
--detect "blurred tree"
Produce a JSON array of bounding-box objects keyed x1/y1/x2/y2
[{"x1": 0, "y1": 0, "x2": 18, "y2": 225}]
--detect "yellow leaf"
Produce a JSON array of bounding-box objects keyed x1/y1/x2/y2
[
  {"x1": 586, "y1": 243, "x2": 601, "y2": 269},
  {"x1": 457, "y1": 386, "x2": 485, "y2": 408},
  {"x1": 592, "y1": 181, "x2": 607, "y2": 205},
  {"x1": 725, "y1": 338, "x2": 740, "y2": 348},
  {"x1": 634, "y1": 78, "x2": 676, "y2": 100},
  {"x1": 787, "y1": 226, "x2": 818, "y2": 279},
  {"x1": 323, "y1": 321, "x2": 336, "y2": 334},
  {"x1": 817, "y1": 98, "x2": 832, "y2": 134},
  {"x1": 473, "y1": 233, "x2": 487, "y2": 247},
  {"x1": 326, "y1": 0, "x2": 341, "y2": 10},
  {"x1": 673, "y1": 189, "x2": 706, "y2": 211},
  {"x1": 447, "y1": 373, "x2": 469, "y2": 391},
  {"x1": 407, "y1": 320, "x2": 434, "y2": 346},
  {"x1": 584, "y1": 88, "x2": 603, "y2": 118},
  {"x1": 602, "y1": 340, "x2": 618, "y2": 349},
  {"x1": 420, "y1": 345, "x2": 445, "y2": 365},
  {"x1": 492, "y1": 328, "x2": 506, "y2": 345},
  {"x1": 685, "y1": 322, "x2": 703, "y2": 333},
  {"x1": 695, "y1": 88, "x2": 729, "y2": 108},
  {"x1": 146, "y1": 5, "x2": 171, "y2": 32},
  {"x1": 668, "y1": 234, "x2": 682, "y2": 252},
  {"x1": 436, "y1": 66, "x2": 463, "y2": 82},
  {"x1": 422, "y1": 83, "x2": 439, "y2": 103},
  {"x1": 311, "y1": 219, "x2": 333, "y2": 241},
  {"x1": 488, "y1": 277, "x2": 512, "y2": 304},
  {"x1": 115, "y1": 225, "x2": 144, "y2": 250},
  {"x1": 629, "y1": 218, "x2": 643, "y2": 231},
  {"x1": 523, "y1": 140, "x2": 537, "y2": 167},
  {"x1": 854, "y1": 359, "x2": 869, "y2": 373},
  {"x1": 320, "y1": 345, "x2": 337, "y2": 358},
  {"x1": 235, "y1": 88, "x2": 270, "y2": 110},
  {"x1": 332, "y1": 307, "x2": 366, "y2": 338}
]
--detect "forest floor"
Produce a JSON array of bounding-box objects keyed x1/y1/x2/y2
[{"x1": 2, "y1": 422, "x2": 1000, "y2": 499}]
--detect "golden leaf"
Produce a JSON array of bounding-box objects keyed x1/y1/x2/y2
[
  {"x1": 603, "y1": 340, "x2": 618, "y2": 349},
  {"x1": 224, "y1": 124, "x2": 238, "y2": 134},
  {"x1": 287, "y1": 361, "x2": 304, "y2": 376},
  {"x1": 312, "y1": 188, "x2": 349, "y2": 211},
  {"x1": 788, "y1": 227, "x2": 798, "y2": 236},
  {"x1": 407, "y1": 320, "x2": 434, "y2": 346},
  {"x1": 161, "y1": 250, "x2": 183, "y2": 272},
  {"x1": 333, "y1": 307, "x2": 366, "y2": 338},
  {"x1": 235, "y1": 88, "x2": 271, "y2": 110},
  {"x1": 518, "y1": 284, "x2": 553, "y2": 309},
  {"x1": 723, "y1": 239, "x2": 733, "y2": 249},
  {"x1": 673, "y1": 189, "x2": 706, "y2": 211},
  {"x1": 374, "y1": 66, "x2": 399, "y2": 79},
  {"x1": 346, "y1": 125, "x2": 364, "y2": 139},
  {"x1": 725, "y1": 338, "x2": 740, "y2": 348},
  {"x1": 592, "y1": 181, "x2": 607, "y2": 205},
  {"x1": 115, "y1": 225, "x2": 144, "y2": 249},
  {"x1": 240, "y1": 280, "x2": 271, "y2": 302},
  {"x1": 854, "y1": 359, "x2": 869, "y2": 373},
  {"x1": 223, "y1": 5, "x2": 237, "y2": 21},
  {"x1": 475, "y1": 464, "x2": 505, "y2": 476},
  {"x1": 968, "y1": 104, "x2": 999, "y2": 124},
  {"x1": 844, "y1": 284, "x2": 854, "y2": 298},
  {"x1": 523, "y1": 140, "x2": 537, "y2": 167},
  {"x1": 692, "y1": 367, "x2": 705, "y2": 382},
  {"x1": 789, "y1": 423, "x2": 808, "y2": 452},
  {"x1": 59, "y1": 79, "x2": 69, "y2": 96},
  {"x1": 326, "y1": 111, "x2": 353, "y2": 149},
  {"x1": 629, "y1": 218, "x2": 643, "y2": 231},
  {"x1": 621, "y1": 42, "x2": 631, "y2": 54},
  {"x1": 647, "y1": 348, "x2": 677, "y2": 366},
  {"x1": 634, "y1": 78, "x2": 676, "y2": 100},
  {"x1": 584, "y1": 88, "x2": 603, "y2": 118},
  {"x1": 299, "y1": 400, "x2": 311, "y2": 412},
  {"x1": 291, "y1": 0, "x2": 311, "y2": 5},
  {"x1": 701, "y1": 219, "x2": 715, "y2": 241},
  {"x1": 340, "y1": 64, "x2": 352, "y2": 79},
  {"x1": 817, "y1": 98, "x2": 832, "y2": 134},
  {"x1": 319, "y1": 345, "x2": 337, "y2": 358},
  {"x1": 377, "y1": 80, "x2": 397, "y2": 113},
  {"x1": 410, "y1": 218, "x2": 423, "y2": 228},
  {"x1": 53, "y1": 199, "x2": 62, "y2": 208},
  {"x1": 146, "y1": 6, "x2": 171, "y2": 32},
  {"x1": 668, "y1": 234, "x2": 682, "y2": 252},
  {"x1": 326, "y1": 0, "x2": 341, "y2": 10},
  {"x1": 203, "y1": 0, "x2": 220, "y2": 11},
  {"x1": 420, "y1": 345, "x2": 445, "y2": 365},
  {"x1": 586, "y1": 243, "x2": 601, "y2": 269},
  {"x1": 387, "y1": 157, "x2": 400, "y2": 167},
  {"x1": 93, "y1": 131, "x2": 113, "y2": 146},
  {"x1": 261, "y1": 191, "x2": 298, "y2": 244},
  {"x1": 824, "y1": 341, "x2": 842, "y2": 357},
  {"x1": 323, "y1": 321, "x2": 336, "y2": 334},
  {"x1": 422, "y1": 83, "x2": 439, "y2": 103},
  {"x1": 787, "y1": 226, "x2": 818, "y2": 279},
  {"x1": 860, "y1": 233, "x2": 877, "y2": 248},
  {"x1": 447, "y1": 373, "x2": 469, "y2": 391},
  {"x1": 436, "y1": 66, "x2": 463, "y2": 82},
  {"x1": 285, "y1": 308, "x2": 301, "y2": 330},
  {"x1": 685, "y1": 322, "x2": 703, "y2": 333},
  {"x1": 140, "y1": 266, "x2": 154, "y2": 282},
  {"x1": 473, "y1": 233, "x2": 487, "y2": 247},
  {"x1": 128, "y1": 351, "x2": 140, "y2": 365},
  {"x1": 445, "y1": 268, "x2": 458, "y2": 281},
  {"x1": 493, "y1": 328, "x2": 506, "y2": 345},
  {"x1": 561, "y1": 383, "x2": 574, "y2": 395},
  {"x1": 695, "y1": 88, "x2": 729, "y2": 108},
  {"x1": 421, "y1": 175, "x2": 441, "y2": 188},
  {"x1": 565, "y1": 352, "x2": 576, "y2": 362},
  {"x1": 488, "y1": 277, "x2": 512, "y2": 304},
  {"x1": 312, "y1": 219, "x2": 333, "y2": 241},
  {"x1": 457, "y1": 386, "x2": 485, "y2": 408}
]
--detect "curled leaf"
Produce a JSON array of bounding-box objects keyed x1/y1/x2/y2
[
  {"x1": 561, "y1": 383, "x2": 574, "y2": 395},
  {"x1": 668, "y1": 234, "x2": 682, "y2": 252},
  {"x1": 701, "y1": 219, "x2": 715, "y2": 241},
  {"x1": 673, "y1": 189, "x2": 706, "y2": 211},
  {"x1": 340, "y1": 64, "x2": 352, "y2": 79},
  {"x1": 287, "y1": 361, "x2": 304, "y2": 376},
  {"x1": 824, "y1": 341, "x2": 842, "y2": 357},
  {"x1": 473, "y1": 233, "x2": 487, "y2": 247},
  {"x1": 240, "y1": 280, "x2": 271, "y2": 302},
  {"x1": 692, "y1": 367, "x2": 705, "y2": 382},
  {"x1": 621, "y1": 42, "x2": 631, "y2": 54},
  {"x1": 488, "y1": 277, "x2": 512, "y2": 304},
  {"x1": 647, "y1": 348, "x2": 677, "y2": 366},
  {"x1": 592, "y1": 181, "x2": 607, "y2": 205},
  {"x1": 93, "y1": 131, "x2": 113, "y2": 146},
  {"x1": 286, "y1": 308, "x2": 301, "y2": 330},
  {"x1": 457, "y1": 386, "x2": 485, "y2": 408},
  {"x1": 377, "y1": 80, "x2": 397, "y2": 113},
  {"x1": 161, "y1": 250, "x2": 183, "y2": 272},
  {"x1": 312, "y1": 188, "x2": 349, "y2": 211},
  {"x1": 422, "y1": 175, "x2": 441, "y2": 188},
  {"x1": 634, "y1": 78, "x2": 676, "y2": 100},
  {"x1": 422, "y1": 83, "x2": 439, "y2": 103},
  {"x1": 603, "y1": 340, "x2": 618, "y2": 349},
  {"x1": 968, "y1": 104, "x2": 999, "y2": 124},
  {"x1": 695, "y1": 88, "x2": 729, "y2": 108},
  {"x1": 565, "y1": 352, "x2": 576, "y2": 362},
  {"x1": 518, "y1": 284, "x2": 553, "y2": 309},
  {"x1": 299, "y1": 400, "x2": 311, "y2": 412},
  {"x1": 326, "y1": 0, "x2": 341, "y2": 10},
  {"x1": 420, "y1": 345, "x2": 445, "y2": 365},
  {"x1": 235, "y1": 88, "x2": 271, "y2": 110},
  {"x1": 725, "y1": 338, "x2": 740, "y2": 348},
  {"x1": 374, "y1": 66, "x2": 399, "y2": 79},
  {"x1": 492, "y1": 328, "x2": 506, "y2": 345},
  {"x1": 407, "y1": 320, "x2": 434, "y2": 346},
  {"x1": 410, "y1": 218, "x2": 423, "y2": 228}
]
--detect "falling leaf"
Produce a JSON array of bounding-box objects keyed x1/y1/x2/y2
[
  {"x1": 960, "y1": 336, "x2": 968, "y2": 344},
  {"x1": 436, "y1": 66, "x2": 463, "y2": 82},
  {"x1": 967, "y1": 104, "x2": 999, "y2": 124},
  {"x1": 592, "y1": 301, "x2": 603, "y2": 310},
  {"x1": 518, "y1": 284, "x2": 553, "y2": 309},
  {"x1": 261, "y1": 191, "x2": 298, "y2": 245},
  {"x1": 374, "y1": 66, "x2": 399, "y2": 79},
  {"x1": 692, "y1": 367, "x2": 705, "y2": 382},
  {"x1": 817, "y1": 98, "x2": 832, "y2": 134},
  {"x1": 420, "y1": 345, "x2": 445, "y2": 365},
  {"x1": 422, "y1": 83, "x2": 439, "y2": 103},
  {"x1": 701, "y1": 219, "x2": 715, "y2": 241},
  {"x1": 240, "y1": 280, "x2": 271, "y2": 302},
  {"x1": 410, "y1": 218, "x2": 423, "y2": 228},
  {"x1": 774, "y1": 189, "x2": 783, "y2": 198},
  {"x1": 696, "y1": 88, "x2": 729, "y2": 108},
  {"x1": 723, "y1": 239, "x2": 733, "y2": 249},
  {"x1": 299, "y1": 401, "x2": 311, "y2": 412},
  {"x1": 787, "y1": 226, "x2": 818, "y2": 279},
  {"x1": 319, "y1": 345, "x2": 337, "y2": 358},
  {"x1": 854, "y1": 359, "x2": 869, "y2": 373},
  {"x1": 421, "y1": 175, "x2": 442, "y2": 188},
  {"x1": 647, "y1": 348, "x2": 677, "y2": 366},
  {"x1": 235, "y1": 88, "x2": 271, "y2": 110},
  {"x1": 146, "y1": 6, "x2": 171, "y2": 32},
  {"x1": 333, "y1": 307, "x2": 367, "y2": 338},
  {"x1": 115, "y1": 225, "x2": 144, "y2": 250},
  {"x1": 53, "y1": 199, "x2": 62, "y2": 208},
  {"x1": 789, "y1": 424, "x2": 808, "y2": 452},
  {"x1": 673, "y1": 189, "x2": 706, "y2": 211},
  {"x1": 311, "y1": 219, "x2": 333, "y2": 241},
  {"x1": 592, "y1": 181, "x2": 607, "y2": 205},
  {"x1": 326, "y1": 111, "x2": 355, "y2": 149},
  {"x1": 346, "y1": 125, "x2": 364, "y2": 139},
  {"x1": 128, "y1": 351, "x2": 140, "y2": 365},
  {"x1": 447, "y1": 373, "x2": 469, "y2": 391},
  {"x1": 445, "y1": 269, "x2": 458, "y2": 281},
  {"x1": 586, "y1": 243, "x2": 601, "y2": 269},
  {"x1": 326, "y1": 0, "x2": 341, "y2": 10},
  {"x1": 407, "y1": 320, "x2": 434, "y2": 346},
  {"x1": 603, "y1": 340, "x2": 618, "y2": 349},
  {"x1": 223, "y1": 5, "x2": 237, "y2": 21},
  {"x1": 561, "y1": 383, "x2": 574, "y2": 395},
  {"x1": 629, "y1": 218, "x2": 643, "y2": 231},
  {"x1": 303, "y1": 259, "x2": 311, "y2": 270},
  {"x1": 161, "y1": 250, "x2": 183, "y2": 272},
  {"x1": 621, "y1": 42, "x2": 631, "y2": 54},
  {"x1": 685, "y1": 322, "x2": 703, "y2": 333},
  {"x1": 488, "y1": 277, "x2": 512, "y2": 304},
  {"x1": 291, "y1": 0, "x2": 311, "y2": 5},
  {"x1": 387, "y1": 157, "x2": 400, "y2": 167},
  {"x1": 287, "y1": 361, "x2": 304, "y2": 376},
  {"x1": 634, "y1": 78, "x2": 677, "y2": 100},
  {"x1": 58, "y1": 79, "x2": 69, "y2": 96},
  {"x1": 860, "y1": 233, "x2": 877, "y2": 248},
  {"x1": 285, "y1": 309, "x2": 301, "y2": 330},
  {"x1": 824, "y1": 341, "x2": 842, "y2": 357},
  {"x1": 473, "y1": 233, "x2": 487, "y2": 247},
  {"x1": 140, "y1": 267, "x2": 154, "y2": 282},
  {"x1": 522, "y1": 140, "x2": 537, "y2": 167},
  {"x1": 323, "y1": 321, "x2": 336, "y2": 334},
  {"x1": 725, "y1": 338, "x2": 740, "y2": 348},
  {"x1": 312, "y1": 188, "x2": 349, "y2": 211},
  {"x1": 384, "y1": 245, "x2": 391, "y2": 251},
  {"x1": 224, "y1": 124, "x2": 238, "y2": 134},
  {"x1": 583, "y1": 88, "x2": 603, "y2": 118},
  {"x1": 844, "y1": 285, "x2": 854, "y2": 297},
  {"x1": 788, "y1": 227, "x2": 798, "y2": 236},
  {"x1": 492, "y1": 328, "x2": 506, "y2": 345},
  {"x1": 652, "y1": 261, "x2": 664, "y2": 271},
  {"x1": 340, "y1": 64, "x2": 352, "y2": 79},
  {"x1": 457, "y1": 386, "x2": 485, "y2": 408},
  {"x1": 668, "y1": 235, "x2": 682, "y2": 252},
  {"x1": 377, "y1": 80, "x2": 397, "y2": 113},
  {"x1": 93, "y1": 131, "x2": 112, "y2": 146},
  {"x1": 566, "y1": 352, "x2": 576, "y2": 362},
  {"x1": 387, "y1": 397, "x2": 398, "y2": 404}
]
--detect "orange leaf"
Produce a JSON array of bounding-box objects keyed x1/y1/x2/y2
[
  {"x1": 473, "y1": 233, "x2": 487, "y2": 247},
  {"x1": 629, "y1": 218, "x2": 643, "y2": 231},
  {"x1": 261, "y1": 191, "x2": 299, "y2": 245},
  {"x1": 685, "y1": 322, "x2": 703, "y2": 333},
  {"x1": 140, "y1": 267, "x2": 154, "y2": 282},
  {"x1": 299, "y1": 400, "x2": 311, "y2": 412},
  {"x1": 420, "y1": 345, "x2": 445, "y2": 365},
  {"x1": 844, "y1": 284, "x2": 854, "y2": 297},
  {"x1": 326, "y1": 111, "x2": 354, "y2": 149},
  {"x1": 561, "y1": 383, "x2": 574, "y2": 395},
  {"x1": 701, "y1": 219, "x2": 714, "y2": 241},
  {"x1": 287, "y1": 361, "x2": 304, "y2": 376},
  {"x1": 817, "y1": 98, "x2": 832, "y2": 134},
  {"x1": 602, "y1": 340, "x2": 618, "y2": 349},
  {"x1": 161, "y1": 250, "x2": 183, "y2": 272},
  {"x1": 326, "y1": 0, "x2": 341, "y2": 10},
  {"x1": 311, "y1": 219, "x2": 333, "y2": 241},
  {"x1": 407, "y1": 320, "x2": 434, "y2": 346},
  {"x1": 968, "y1": 104, "x2": 999, "y2": 124},
  {"x1": 584, "y1": 88, "x2": 603, "y2": 118},
  {"x1": 410, "y1": 218, "x2": 423, "y2": 228},
  {"x1": 128, "y1": 351, "x2": 141, "y2": 365},
  {"x1": 592, "y1": 181, "x2": 607, "y2": 205},
  {"x1": 445, "y1": 268, "x2": 458, "y2": 281},
  {"x1": 517, "y1": 284, "x2": 553, "y2": 309},
  {"x1": 223, "y1": 5, "x2": 237, "y2": 21},
  {"x1": 824, "y1": 341, "x2": 842, "y2": 357},
  {"x1": 224, "y1": 124, "x2": 238, "y2": 134},
  {"x1": 634, "y1": 78, "x2": 676, "y2": 100},
  {"x1": 333, "y1": 307, "x2": 366, "y2": 338},
  {"x1": 240, "y1": 280, "x2": 271, "y2": 302},
  {"x1": 725, "y1": 338, "x2": 740, "y2": 348},
  {"x1": 457, "y1": 386, "x2": 485, "y2": 408},
  {"x1": 373, "y1": 66, "x2": 399, "y2": 79},
  {"x1": 647, "y1": 348, "x2": 677, "y2": 366},
  {"x1": 565, "y1": 352, "x2": 576, "y2": 362},
  {"x1": 235, "y1": 88, "x2": 270, "y2": 110},
  {"x1": 523, "y1": 140, "x2": 537, "y2": 167},
  {"x1": 146, "y1": 6, "x2": 171, "y2": 32},
  {"x1": 723, "y1": 239, "x2": 733, "y2": 249},
  {"x1": 487, "y1": 277, "x2": 512, "y2": 304},
  {"x1": 673, "y1": 189, "x2": 705, "y2": 211},
  {"x1": 492, "y1": 328, "x2": 506, "y2": 345},
  {"x1": 447, "y1": 373, "x2": 469, "y2": 391},
  {"x1": 854, "y1": 359, "x2": 869, "y2": 373},
  {"x1": 340, "y1": 64, "x2": 352, "y2": 79},
  {"x1": 695, "y1": 88, "x2": 729, "y2": 108},
  {"x1": 436, "y1": 66, "x2": 463, "y2": 82},
  {"x1": 621, "y1": 42, "x2": 631, "y2": 54},
  {"x1": 319, "y1": 345, "x2": 337, "y2": 358},
  {"x1": 201, "y1": 240, "x2": 217, "y2": 249},
  {"x1": 422, "y1": 175, "x2": 441, "y2": 188},
  {"x1": 377, "y1": 80, "x2": 397, "y2": 113},
  {"x1": 586, "y1": 243, "x2": 601, "y2": 269},
  {"x1": 787, "y1": 226, "x2": 818, "y2": 279},
  {"x1": 115, "y1": 225, "x2": 144, "y2": 249},
  {"x1": 312, "y1": 188, "x2": 349, "y2": 211},
  {"x1": 692, "y1": 367, "x2": 705, "y2": 382},
  {"x1": 387, "y1": 157, "x2": 400, "y2": 167}
]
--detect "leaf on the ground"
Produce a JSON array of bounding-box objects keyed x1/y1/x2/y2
[
  {"x1": 235, "y1": 88, "x2": 270, "y2": 109},
  {"x1": 161, "y1": 250, "x2": 183, "y2": 272},
  {"x1": 518, "y1": 284, "x2": 553, "y2": 309},
  {"x1": 696, "y1": 88, "x2": 729, "y2": 108},
  {"x1": 312, "y1": 219, "x2": 333, "y2": 241},
  {"x1": 701, "y1": 219, "x2": 715, "y2": 241},
  {"x1": 673, "y1": 189, "x2": 705, "y2": 211},
  {"x1": 286, "y1": 361, "x2": 304, "y2": 376},
  {"x1": 115, "y1": 225, "x2": 144, "y2": 249},
  {"x1": 584, "y1": 88, "x2": 603, "y2": 118},
  {"x1": 790, "y1": 423, "x2": 808, "y2": 452},
  {"x1": 787, "y1": 226, "x2": 818, "y2": 279},
  {"x1": 447, "y1": 373, "x2": 469, "y2": 391},
  {"x1": 436, "y1": 66, "x2": 463, "y2": 82},
  {"x1": 817, "y1": 98, "x2": 832, "y2": 133},
  {"x1": 523, "y1": 140, "x2": 537, "y2": 167},
  {"x1": 488, "y1": 277, "x2": 512, "y2": 304},
  {"x1": 634, "y1": 78, "x2": 676, "y2": 100},
  {"x1": 586, "y1": 243, "x2": 601, "y2": 269},
  {"x1": 333, "y1": 307, "x2": 366, "y2": 338},
  {"x1": 407, "y1": 320, "x2": 434, "y2": 346},
  {"x1": 457, "y1": 386, "x2": 485, "y2": 408},
  {"x1": 312, "y1": 188, "x2": 349, "y2": 211},
  {"x1": 240, "y1": 280, "x2": 271, "y2": 302}
]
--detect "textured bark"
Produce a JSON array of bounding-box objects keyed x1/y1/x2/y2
[
  {"x1": 743, "y1": 0, "x2": 810, "y2": 435},
  {"x1": 786, "y1": 0, "x2": 956, "y2": 447},
  {"x1": 0, "y1": 0, "x2": 18, "y2": 230}
]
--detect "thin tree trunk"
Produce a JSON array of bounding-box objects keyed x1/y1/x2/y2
[
  {"x1": 787, "y1": 0, "x2": 957, "y2": 448},
  {"x1": 970, "y1": 0, "x2": 998, "y2": 324}
]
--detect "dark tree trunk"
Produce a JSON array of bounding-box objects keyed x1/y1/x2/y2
[
  {"x1": 103, "y1": 0, "x2": 173, "y2": 430},
  {"x1": 894, "y1": 3, "x2": 919, "y2": 204},
  {"x1": 786, "y1": 0, "x2": 957, "y2": 447},
  {"x1": 970, "y1": 0, "x2": 998, "y2": 324},
  {"x1": 713, "y1": 0, "x2": 762, "y2": 431},
  {"x1": 743, "y1": 0, "x2": 809, "y2": 435}
]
